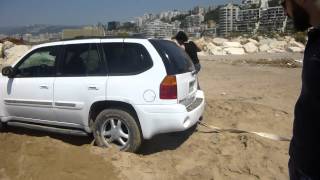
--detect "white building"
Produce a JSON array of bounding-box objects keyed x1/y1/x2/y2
[
  {"x1": 142, "y1": 19, "x2": 174, "y2": 38},
  {"x1": 219, "y1": 1, "x2": 288, "y2": 36},
  {"x1": 185, "y1": 14, "x2": 204, "y2": 28},
  {"x1": 219, "y1": 3, "x2": 240, "y2": 36}
]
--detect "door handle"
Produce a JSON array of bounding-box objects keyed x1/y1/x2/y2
[
  {"x1": 88, "y1": 86, "x2": 99, "y2": 90},
  {"x1": 40, "y1": 85, "x2": 49, "y2": 89}
]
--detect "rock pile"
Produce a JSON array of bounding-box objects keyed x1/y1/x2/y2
[
  {"x1": 0, "y1": 41, "x2": 31, "y2": 67},
  {"x1": 195, "y1": 36, "x2": 305, "y2": 55}
]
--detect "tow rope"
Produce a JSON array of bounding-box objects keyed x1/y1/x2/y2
[{"x1": 198, "y1": 121, "x2": 291, "y2": 142}]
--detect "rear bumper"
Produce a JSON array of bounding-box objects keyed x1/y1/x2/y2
[{"x1": 135, "y1": 90, "x2": 205, "y2": 139}]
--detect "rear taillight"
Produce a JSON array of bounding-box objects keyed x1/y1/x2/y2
[{"x1": 160, "y1": 75, "x2": 177, "y2": 99}]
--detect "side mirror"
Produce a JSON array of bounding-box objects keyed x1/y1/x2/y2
[{"x1": 2, "y1": 66, "x2": 15, "y2": 78}]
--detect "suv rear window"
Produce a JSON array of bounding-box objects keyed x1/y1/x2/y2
[{"x1": 149, "y1": 40, "x2": 195, "y2": 75}]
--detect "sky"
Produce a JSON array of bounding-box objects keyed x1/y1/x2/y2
[{"x1": 0, "y1": 0, "x2": 236, "y2": 27}]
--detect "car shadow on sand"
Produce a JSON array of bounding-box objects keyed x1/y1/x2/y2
[
  {"x1": 137, "y1": 125, "x2": 197, "y2": 155},
  {"x1": 3, "y1": 124, "x2": 197, "y2": 154},
  {"x1": 4, "y1": 126, "x2": 94, "y2": 146}
]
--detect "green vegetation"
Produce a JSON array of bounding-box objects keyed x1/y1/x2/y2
[
  {"x1": 204, "y1": 7, "x2": 221, "y2": 23},
  {"x1": 171, "y1": 14, "x2": 190, "y2": 22}
]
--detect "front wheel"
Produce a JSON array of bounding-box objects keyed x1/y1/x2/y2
[{"x1": 93, "y1": 109, "x2": 142, "y2": 152}]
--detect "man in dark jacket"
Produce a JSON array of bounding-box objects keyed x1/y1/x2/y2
[
  {"x1": 173, "y1": 31, "x2": 202, "y2": 73},
  {"x1": 281, "y1": 0, "x2": 320, "y2": 179}
]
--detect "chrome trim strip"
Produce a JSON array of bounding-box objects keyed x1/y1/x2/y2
[
  {"x1": 55, "y1": 102, "x2": 76, "y2": 108},
  {"x1": 4, "y1": 99, "x2": 52, "y2": 106}
]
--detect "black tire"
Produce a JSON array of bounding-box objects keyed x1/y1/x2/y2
[{"x1": 93, "y1": 109, "x2": 142, "y2": 152}]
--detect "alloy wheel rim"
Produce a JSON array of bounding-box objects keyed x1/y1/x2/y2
[{"x1": 100, "y1": 117, "x2": 130, "y2": 149}]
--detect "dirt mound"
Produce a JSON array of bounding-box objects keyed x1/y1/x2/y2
[
  {"x1": 0, "y1": 132, "x2": 118, "y2": 180},
  {"x1": 0, "y1": 38, "x2": 26, "y2": 45}
]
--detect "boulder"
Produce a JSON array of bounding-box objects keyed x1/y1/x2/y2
[
  {"x1": 206, "y1": 43, "x2": 226, "y2": 55},
  {"x1": 259, "y1": 38, "x2": 274, "y2": 45},
  {"x1": 3, "y1": 41, "x2": 14, "y2": 50},
  {"x1": 222, "y1": 41, "x2": 242, "y2": 48},
  {"x1": 212, "y1": 38, "x2": 228, "y2": 46},
  {"x1": 4, "y1": 45, "x2": 31, "y2": 65},
  {"x1": 224, "y1": 47, "x2": 245, "y2": 55},
  {"x1": 197, "y1": 51, "x2": 208, "y2": 56},
  {"x1": 259, "y1": 44, "x2": 271, "y2": 52},
  {"x1": 269, "y1": 40, "x2": 287, "y2": 50},
  {"x1": 257, "y1": 36, "x2": 265, "y2": 41},
  {"x1": 243, "y1": 42, "x2": 258, "y2": 53},
  {"x1": 287, "y1": 46, "x2": 304, "y2": 53},
  {"x1": 288, "y1": 40, "x2": 305, "y2": 49},
  {"x1": 194, "y1": 37, "x2": 207, "y2": 50},
  {"x1": 248, "y1": 38, "x2": 259, "y2": 45},
  {"x1": 267, "y1": 48, "x2": 286, "y2": 53}
]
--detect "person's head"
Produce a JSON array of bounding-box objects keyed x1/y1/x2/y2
[
  {"x1": 174, "y1": 31, "x2": 188, "y2": 45},
  {"x1": 281, "y1": 0, "x2": 320, "y2": 31}
]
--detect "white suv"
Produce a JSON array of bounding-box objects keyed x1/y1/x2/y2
[{"x1": 0, "y1": 38, "x2": 205, "y2": 152}]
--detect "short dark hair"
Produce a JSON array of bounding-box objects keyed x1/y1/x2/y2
[{"x1": 174, "y1": 31, "x2": 188, "y2": 42}]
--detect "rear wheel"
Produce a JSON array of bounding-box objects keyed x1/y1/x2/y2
[{"x1": 93, "y1": 109, "x2": 142, "y2": 152}]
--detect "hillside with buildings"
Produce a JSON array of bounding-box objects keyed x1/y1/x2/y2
[{"x1": 0, "y1": 0, "x2": 295, "y2": 42}]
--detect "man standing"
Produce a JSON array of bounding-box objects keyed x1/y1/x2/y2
[
  {"x1": 282, "y1": 0, "x2": 320, "y2": 179},
  {"x1": 173, "y1": 31, "x2": 202, "y2": 73}
]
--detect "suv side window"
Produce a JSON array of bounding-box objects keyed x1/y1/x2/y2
[
  {"x1": 59, "y1": 43, "x2": 105, "y2": 76},
  {"x1": 14, "y1": 46, "x2": 59, "y2": 77},
  {"x1": 102, "y1": 43, "x2": 153, "y2": 75}
]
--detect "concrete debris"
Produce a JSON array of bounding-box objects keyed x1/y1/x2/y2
[
  {"x1": 222, "y1": 41, "x2": 242, "y2": 48},
  {"x1": 212, "y1": 38, "x2": 228, "y2": 46},
  {"x1": 243, "y1": 42, "x2": 258, "y2": 53},
  {"x1": 1, "y1": 44, "x2": 31, "y2": 67},
  {"x1": 224, "y1": 47, "x2": 245, "y2": 55},
  {"x1": 193, "y1": 36, "x2": 305, "y2": 56},
  {"x1": 287, "y1": 47, "x2": 304, "y2": 53}
]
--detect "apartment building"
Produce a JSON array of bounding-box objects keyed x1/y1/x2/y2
[
  {"x1": 219, "y1": 3, "x2": 240, "y2": 36},
  {"x1": 142, "y1": 19, "x2": 174, "y2": 38}
]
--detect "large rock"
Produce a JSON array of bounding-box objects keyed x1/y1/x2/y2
[
  {"x1": 267, "y1": 48, "x2": 286, "y2": 53},
  {"x1": 3, "y1": 41, "x2": 14, "y2": 50},
  {"x1": 4, "y1": 45, "x2": 31, "y2": 65},
  {"x1": 212, "y1": 38, "x2": 228, "y2": 46},
  {"x1": 231, "y1": 36, "x2": 247, "y2": 45},
  {"x1": 224, "y1": 47, "x2": 245, "y2": 55},
  {"x1": 248, "y1": 38, "x2": 259, "y2": 45},
  {"x1": 243, "y1": 42, "x2": 258, "y2": 53},
  {"x1": 222, "y1": 41, "x2": 242, "y2": 48},
  {"x1": 288, "y1": 40, "x2": 305, "y2": 49},
  {"x1": 284, "y1": 36, "x2": 295, "y2": 42},
  {"x1": 259, "y1": 44, "x2": 271, "y2": 52},
  {"x1": 197, "y1": 51, "x2": 208, "y2": 56},
  {"x1": 257, "y1": 36, "x2": 265, "y2": 41},
  {"x1": 194, "y1": 37, "x2": 206, "y2": 50},
  {"x1": 259, "y1": 38, "x2": 274, "y2": 46},
  {"x1": 206, "y1": 43, "x2": 226, "y2": 55},
  {"x1": 287, "y1": 46, "x2": 304, "y2": 53},
  {"x1": 269, "y1": 40, "x2": 287, "y2": 50}
]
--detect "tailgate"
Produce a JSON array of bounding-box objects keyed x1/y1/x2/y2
[{"x1": 176, "y1": 71, "x2": 197, "y2": 107}]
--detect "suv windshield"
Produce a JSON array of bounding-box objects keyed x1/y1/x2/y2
[{"x1": 149, "y1": 40, "x2": 195, "y2": 75}]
